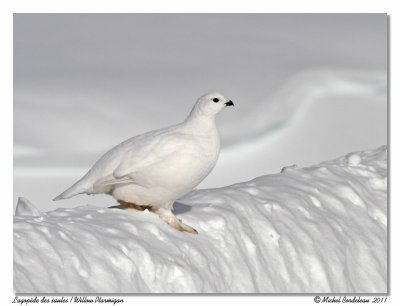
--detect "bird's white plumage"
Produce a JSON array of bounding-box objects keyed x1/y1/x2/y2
[{"x1": 54, "y1": 93, "x2": 233, "y2": 232}]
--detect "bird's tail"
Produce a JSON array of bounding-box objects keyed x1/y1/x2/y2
[{"x1": 53, "y1": 179, "x2": 91, "y2": 201}]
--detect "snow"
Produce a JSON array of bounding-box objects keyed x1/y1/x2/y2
[
  {"x1": 14, "y1": 146, "x2": 387, "y2": 293},
  {"x1": 14, "y1": 197, "x2": 42, "y2": 217}
]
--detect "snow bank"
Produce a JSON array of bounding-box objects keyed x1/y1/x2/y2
[{"x1": 13, "y1": 146, "x2": 387, "y2": 293}]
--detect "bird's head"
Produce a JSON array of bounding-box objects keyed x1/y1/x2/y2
[{"x1": 192, "y1": 92, "x2": 234, "y2": 118}]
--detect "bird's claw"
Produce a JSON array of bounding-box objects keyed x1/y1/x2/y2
[{"x1": 178, "y1": 222, "x2": 198, "y2": 235}]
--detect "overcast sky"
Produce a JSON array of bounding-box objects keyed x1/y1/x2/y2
[{"x1": 14, "y1": 13, "x2": 387, "y2": 102}]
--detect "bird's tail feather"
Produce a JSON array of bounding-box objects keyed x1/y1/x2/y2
[{"x1": 53, "y1": 180, "x2": 90, "y2": 201}]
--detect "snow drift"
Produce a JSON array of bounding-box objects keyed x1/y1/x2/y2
[{"x1": 13, "y1": 146, "x2": 387, "y2": 293}]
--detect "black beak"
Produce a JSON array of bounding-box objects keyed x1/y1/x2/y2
[{"x1": 225, "y1": 100, "x2": 234, "y2": 106}]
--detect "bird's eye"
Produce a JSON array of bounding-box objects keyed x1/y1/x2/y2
[{"x1": 213, "y1": 98, "x2": 219, "y2": 103}]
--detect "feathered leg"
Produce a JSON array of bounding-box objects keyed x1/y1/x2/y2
[{"x1": 151, "y1": 207, "x2": 198, "y2": 234}]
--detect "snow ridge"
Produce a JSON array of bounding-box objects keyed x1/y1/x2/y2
[
  {"x1": 220, "y1": 69, "x2": 386, "y2": 145},
  {"x1": 14, "y1": 146, "x2": 387, "y2": 293}
]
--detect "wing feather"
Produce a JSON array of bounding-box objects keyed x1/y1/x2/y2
[{"x1": 113, "y1": 132, "x2": 192, "y2": 179}]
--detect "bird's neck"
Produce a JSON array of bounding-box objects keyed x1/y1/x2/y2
[{"x1": 182, "y1": 111, "x2": 217, "y2": 134}]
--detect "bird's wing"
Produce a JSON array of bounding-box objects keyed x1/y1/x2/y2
[{"x1": 98, "y1": 130, "x2": 194, "y2": 186}]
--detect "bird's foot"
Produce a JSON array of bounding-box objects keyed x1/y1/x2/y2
[
  {"x1": 177, "y1": 219, "x2": 198, "y2": 234},
  {"x1": 152, "y1": 208, "x2": 198, "y2": 234}
]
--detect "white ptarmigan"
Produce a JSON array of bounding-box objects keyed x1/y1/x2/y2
[{"x1": 54, "y1": 93, "x2": 234, "y2": 234}]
